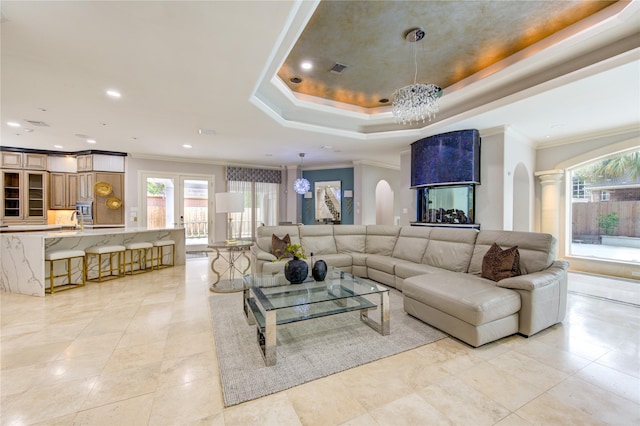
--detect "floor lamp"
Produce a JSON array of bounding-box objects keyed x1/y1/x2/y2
[{"x1": 215, "y1": 192, "x2": 244, "y2": 244}]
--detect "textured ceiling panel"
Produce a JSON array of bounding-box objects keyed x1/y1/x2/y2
[{"x1": 278, "y1": 0, "x2": 617, "y2": 108}]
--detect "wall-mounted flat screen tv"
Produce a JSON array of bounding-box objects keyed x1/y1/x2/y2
[{"x1": 411, "y1": 129, "x2": 481, "y2": 187}]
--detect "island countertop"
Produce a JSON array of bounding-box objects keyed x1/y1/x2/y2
[
  {"x1": 0, "y1": 224, "x2": 127, "y2": 233},
  {"x1": 1, "y1": 226, "x2": 186, "y2": 297}
]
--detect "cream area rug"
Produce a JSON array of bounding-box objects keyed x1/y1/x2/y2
[{"x1": 209, "y1": 288, "x2": 446, "y2": 407}]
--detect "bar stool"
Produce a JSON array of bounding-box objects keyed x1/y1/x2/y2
[
  {"x1": 125, "y1": 242, "x2": 153, "y2": 275},
  {"x1": 45, "y1": 249, "x2": 86, "y2": 294},
  {"x1": 152, "y1": 239, "x2": 175, "y2": 269},
  {"x1": 85, "y1": 245, "x2": 126, "y2": 282}
]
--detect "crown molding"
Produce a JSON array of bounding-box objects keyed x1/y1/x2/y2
[
  {"x1": 535, "y1": 124, "x2": 640, "y2": 150},
  {"x1": 352, "y1": 160, "x2": 401, "y2": 170}
]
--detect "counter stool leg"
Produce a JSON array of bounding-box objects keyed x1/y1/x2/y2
[
  {"x1": 49, "y1": 260, "x2": 55, "y2": 294},
  {"x1": 66, "y1": 258, "x2": 72, "y2": 290},
  {"x1": 119, "y1": 251, "x2": 125, "y2": 276}
]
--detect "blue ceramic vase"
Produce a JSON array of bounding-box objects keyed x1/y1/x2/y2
[{"x1": 284, "y1": 256, "x2": 308, "y2": 284}]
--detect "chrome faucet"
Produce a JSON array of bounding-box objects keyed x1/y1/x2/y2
[{"x1": 71, "y1": 210, "x2": 85, "y2": 232}]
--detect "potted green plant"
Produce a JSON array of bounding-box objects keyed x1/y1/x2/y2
[{"x1": 276, "y1": 243, "x2": 306, "y2": 261}]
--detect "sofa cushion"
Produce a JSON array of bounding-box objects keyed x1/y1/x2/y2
[
  {"x1": 334, "y1": 225, "x2": 367, "y2": 253},
  {"x1": 395, "y1": 262, "x2": 447, "y2": 279},
  {"x1": 312, "y1": 253, "x2": 352, "y2": 269},
  {"x1": 366, "y1": 254, "x2": 412, "y2": 275},
  {"x1": 350, "y1": 252, "x2": 368, "y2": 267},
  {"x1": 481, "y1": 243, "x2": 521, "y2": 282},
  {"x1": 365, "y1": 225, "x2": 400, "y2": 256},
  {"x1": 392, "y1": 226, "x2": 431, "y2": 263},
  {"x1": 403, "y1": 272, "x2": 521, "y2": 326},
  {"x1": 422, "y1": 228, "x2": 478, "y2": 272},
  {"x1": 300, "y1": 225, "x2": 337, "y2": 255},
  {"x1": 271, "y1": 233, "x2": 292, "y2": 258},
  {"x1": 468, "y1": 230, "x2": 556, "y2": 275}
]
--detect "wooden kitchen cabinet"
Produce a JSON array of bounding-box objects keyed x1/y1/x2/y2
[
  {"x1": 0, "y1": 152, "x2": 47, "y2": 170},
  {"x1": 93, "y1": 172, "x2": 124, "y2": 225},
  {"x1": 77, "y1": 155, "x2": 93, "y2": 172},
  {"x1": 77, "y1": 172, "x2": 94, "y2": 202},
  {"x1": 49, "y1": 173, "x2": 78, "y2": 209}
]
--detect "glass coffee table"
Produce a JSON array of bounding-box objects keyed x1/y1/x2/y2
[{"x1": 242, "y1": 267, "x2": 390, "y2": 366}]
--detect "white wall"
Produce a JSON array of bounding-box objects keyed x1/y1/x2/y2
[
  {"x1": 357, "y1": 162, "x2": 400, "y2": 225},
  {"x1": 475, "y1": 131, "x2": 505, "y2": 230},
  {"x1": 504, "y1": 126, "x2": 536, "y2": 231},
  {"x1": 375, "y1": 180, "x2": 394, "y2": 225},
  {"x1": 399, "y1": 151, "x2": 414, "y2": 225}
]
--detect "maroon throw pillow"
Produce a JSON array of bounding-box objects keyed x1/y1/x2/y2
[
  {"x1": 481, "y1": 243, "x2": 521, "y2": 282},
  {"x1": 271, "y1": 234, "x2": 292, "y2": 258}
]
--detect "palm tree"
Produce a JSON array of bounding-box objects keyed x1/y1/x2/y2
[{"x1": 578, "y1": 151, "x2": 640, "y2": 183}]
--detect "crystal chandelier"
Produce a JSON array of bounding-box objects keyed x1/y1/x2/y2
[
  {"x1": 293, "y1": 153, "x2": 310, "y2": 194},
  {"x1": 392, "y1": 28, "x2": 442, "y2": 125}
]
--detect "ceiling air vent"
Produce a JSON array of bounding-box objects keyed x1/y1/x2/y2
[
  {"x1": 329, "y1": 63, "x2": 348, "y2": 74},
  {"x1": 25, "y1": 120, "x2": 49, "y2": 127}
]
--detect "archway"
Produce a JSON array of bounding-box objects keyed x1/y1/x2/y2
[
  {"x1": 512, "y1": 162, "x2": 531, "y2": 231},
  {"x1": 375, "y1": 180, "x2": 394, "y2": 225}
]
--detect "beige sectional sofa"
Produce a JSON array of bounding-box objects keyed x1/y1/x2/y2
[{"x1": 250, "y1": 224, "x2": 568, "y2": 347}]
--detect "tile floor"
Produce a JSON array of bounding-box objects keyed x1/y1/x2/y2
[{"x1": 1, "y1": 258, "x2": 639, "y2": 425}]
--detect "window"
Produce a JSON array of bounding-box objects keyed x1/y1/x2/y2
[
  {"x1": 572, "y1": 176, "x2": 588, "y2": 201},
  {"x1": 226, "y1": 167, "x2": 281, "y2": 240},
  {"x1": 569, "y1": 150, "x2": 640, "y2": 263}
]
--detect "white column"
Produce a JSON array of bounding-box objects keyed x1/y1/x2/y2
[{"x1": 534, "y1": 169, "x2": 564, "y2": 238}]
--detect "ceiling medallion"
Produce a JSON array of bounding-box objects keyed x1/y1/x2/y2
[
  {"x1": 293, "y1": 153, "x2": 310, "y2": 195},
  {"x1": 392, "y1": 27, "x2": 442, "y2": 125}
]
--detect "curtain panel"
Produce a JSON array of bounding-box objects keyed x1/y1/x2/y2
[{"x1": 226, "y1": 167, "x2": 281, "y2": 184}]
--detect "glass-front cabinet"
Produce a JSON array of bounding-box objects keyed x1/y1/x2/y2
[
  {"x1": 3, "y1": 171, "x2": 21, "y2": 218},
  {"x1": 1, "y1": 170, "x2": 47, "y2": 223}
]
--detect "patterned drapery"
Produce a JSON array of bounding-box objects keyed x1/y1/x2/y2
[{"x1": 226, "y1": 167, "x2": 281, "y2": 184}]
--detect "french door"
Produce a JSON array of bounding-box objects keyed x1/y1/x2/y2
[{"x1": 140, "y1": 172, "x2": 215, "y2": 251}]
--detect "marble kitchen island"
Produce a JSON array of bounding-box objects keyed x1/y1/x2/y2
[{"x1": 1, "y1": 226, "x2": 185, "y2": 297}]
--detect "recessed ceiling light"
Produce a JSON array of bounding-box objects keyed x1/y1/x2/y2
[
  {"x1": 182, "y1": 144, "x2": 192, "y2": 149},
  {"x1": 301, "y1": 61, "x2": 312, "y2": 70},
  {"x1": 320, "y1": 145, "x2": 333, "y2": 150},
  {"x1": 290, "y1": 77, "x2": 302, "y2": 84},
  {"x1": 7, "y1": 121, "x2": 20, "y2": 127},
  {"x1": 379, "y1": 98, "x2": 389, "y2": 104},
  {"x1": 198, "y1": 129, "x2": 216, "y2": 135},
  {"x1": 106, "y1": 89, "x2": 121, "y2": 98},
  {"x1": 54, "y1": 144, "x2": 63, "y2": 148},
  {"x1": 86, "y1": 139, "x2": 96, "y2": 144}
]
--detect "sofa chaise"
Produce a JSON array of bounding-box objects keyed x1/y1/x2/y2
[{"x1": 250, "y1": 224, "x2": 568, "y2": 347}]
